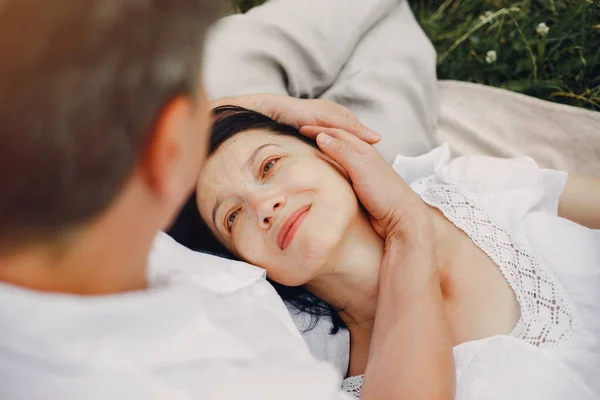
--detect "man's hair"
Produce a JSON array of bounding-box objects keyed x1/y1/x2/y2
[
  {"x1": 0, "y1": 0, "x2": 224, "y2": 249},
  {"x1": 168, "y1": 106, "x2": 347, "y2": 335}
]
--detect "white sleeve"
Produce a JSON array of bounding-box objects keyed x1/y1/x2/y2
[
  {"x1": 147, "y1": 232, "x2": 267, "y2": 291},
  {"x1": 434, "y1": 154, "x2": 568, "y2": 218},
  {"x1": 203, "y1": 0, "x2": 396, "y2": 99},
  {"x1": 206, "y1": 362, "x2": 354, "y2": 400},
  {"x1": 10, "y1": 361, "x2": 354, "y2": 400},
  {"x1": 393, "y1": 145, "x2": 568, "y2": 219},
  {"x1": 455, "y1": 336, "x2": 598, "y2": 400}
]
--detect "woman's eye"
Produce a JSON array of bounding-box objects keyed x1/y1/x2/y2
[
  {"x1": 262, "y1": 159, "x2": 278, "y2": 176},
  {"x1": 226, "y1": 211, "x2": 238, "y2": 231}
]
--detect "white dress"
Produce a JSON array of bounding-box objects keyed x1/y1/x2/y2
[{"x1": 342, "y1": 145, "x2": 600, "y2": 399}]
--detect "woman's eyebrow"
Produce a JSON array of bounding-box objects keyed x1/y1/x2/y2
[{"x1": 246, "y1": 143, "x2": 279, "y2": 169}]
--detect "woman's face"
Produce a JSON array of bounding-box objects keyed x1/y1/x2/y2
[{"x1": 196, "y1": 130, "x2": 361, "y2": 286}]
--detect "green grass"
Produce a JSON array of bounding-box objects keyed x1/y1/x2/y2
[{"x1": 233, "y1": 0, "x2": 600, "y2": 111}]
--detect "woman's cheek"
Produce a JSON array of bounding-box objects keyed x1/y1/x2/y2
[
  {"x1": 236, "y1": 236, "x2": 257, "y2": 261},
  {"x1": 285, "y1": 163, "x2": 320, "y2": 186},
  {"x1": 236, "y1": 232, "x2": 271, "y2": 266}
]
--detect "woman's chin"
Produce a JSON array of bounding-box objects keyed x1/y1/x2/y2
[
  {"x1": 293, "y1": 230, "x2": 342, "y2": 273},
  {"x1": 266, "y1": 213, "x2": 351, "y2": 286}
]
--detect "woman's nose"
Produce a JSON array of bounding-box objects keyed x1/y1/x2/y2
[{"x1": 252, "y1": 193, "x2": 286, "y2": 229}]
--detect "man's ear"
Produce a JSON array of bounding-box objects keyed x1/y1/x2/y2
[{"x1": 141, "y1": 96, "x2": 193, "y2": 200}]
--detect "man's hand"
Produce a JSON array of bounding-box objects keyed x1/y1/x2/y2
[
  {"x1": 300, "y1": 126, "x2": 455, "y2": 400},
  {"x1": 211, "y1": 94, "x2": 381, "y2": 145},
  {"x1": 300, "y1": 125, "x2": 428, "y2": 242}
]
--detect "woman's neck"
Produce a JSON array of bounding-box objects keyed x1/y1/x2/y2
[
  {"x1": 306, "y1": 211, "x2": 383, "y2": 331},
  {"x1": 304, "y1": 204, "x2": 455, "y2": 376}
]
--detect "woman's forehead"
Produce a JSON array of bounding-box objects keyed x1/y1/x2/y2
[
  {"x1": 206, "y1": 130, "x2": 286, "y2": 172},
  {"x1": 206, "y1": 129, "x2": 315, "y2": 170},
  {"x1": 219, "y1": 129, "x2": 296, "y2": 150}
]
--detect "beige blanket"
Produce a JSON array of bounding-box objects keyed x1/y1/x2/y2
[{"x1": 438, "y1": 80, "x2": 600, "y2": 176}]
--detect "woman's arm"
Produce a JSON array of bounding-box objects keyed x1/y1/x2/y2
[{"x1": 559, "y1": 175, "x2": 600, "y2": 229}]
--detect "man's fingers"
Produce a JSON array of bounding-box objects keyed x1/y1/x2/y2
[
  {"x1": 312, "y1": 127, "x2": 374, "y2": 157},
  {"x1": 301, "y1": 126, "x2": 372, "y2": 148},
  {"x1": 315, "y1": 131, "x2": 374, "y2": 185},
  {"x1": 324, "y1": 115, "x2": 382, "y2": 144},
  {"x1": 300, "y1": 123, "x2": 380, "y2": 144},
  {"x1": 316, "y1": 133, "x2": 353, "y2": 157},
  {"x1": 316, "y1": 133, "x2": 359, "y2": 174},
  {"x1": 298, "y1": 126, "x2": 320, "y2": 139}
]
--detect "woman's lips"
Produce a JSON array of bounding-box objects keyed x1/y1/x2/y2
[{"x1": 277, "y1": 205, "x2": 311, "y2": 250}]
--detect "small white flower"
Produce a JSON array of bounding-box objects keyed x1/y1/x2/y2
[
  {"x1": 536, "y1": 22, "x2": 550, "y2": 37},
  {"x1": 479, "y1": 10, "x2": 494, "y2": 23},
  {"x1": 485, "y1": 50, "x2": 497, "y2": 64}
]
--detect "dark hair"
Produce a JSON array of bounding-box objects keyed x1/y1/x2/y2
[
  {"x1": 0, "y1": 0, "x2": 225, "y2": 249},
  {"x1": 168, "y1": 105, "x2": 346, "y2": 334}
]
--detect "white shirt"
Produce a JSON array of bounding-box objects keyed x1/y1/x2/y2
[
  {"x1": 0, "y1": 233, "x2": 350, "y2": 399},
  {"x1": 343, "y1": 145, "x2": 600, "y2": 399}
]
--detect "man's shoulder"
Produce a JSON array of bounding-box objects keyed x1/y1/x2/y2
[
  {"x1": 148, "y1": 231, "x2": 308, "y2": 350},
  {"x1": 148, "y1": 232, "x2": 265, "y2": 291}
]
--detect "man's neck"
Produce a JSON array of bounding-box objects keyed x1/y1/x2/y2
[
  {"x1": 0, "y1": 232, "x2": 151, "y2": 296},
  {"x1": 0, "y1": 205, "x2": 157, "y2": 295}
]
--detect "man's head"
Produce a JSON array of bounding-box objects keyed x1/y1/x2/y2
[{"x1": 0, "y1": 0, "x2": 223, "y2": 291}]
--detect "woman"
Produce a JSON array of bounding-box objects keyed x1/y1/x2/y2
[{"x1": 169, "y1": 105, "x2": 600, "y2": 398}]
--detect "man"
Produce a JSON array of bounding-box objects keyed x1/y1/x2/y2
[{"x1": 0, "y1": 1, "x2": 453, "y2": 398}]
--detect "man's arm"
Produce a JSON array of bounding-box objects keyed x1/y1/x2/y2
[
  {"x1": 362, "y1": 215, "x2": 454, "y2": 399},
  {"x1": 310, "y1": 127, "x2": 455, "y2": 399}
]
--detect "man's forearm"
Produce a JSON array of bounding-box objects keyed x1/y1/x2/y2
[{"x1": 361, "y1": 235, "x2": 455, "y2": 400}]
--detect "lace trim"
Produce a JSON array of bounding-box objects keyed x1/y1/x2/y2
[
  {"x1": 341, "y1": 178, "x2": 577, "y2": 397},
  {"x1": 341, "y1": 375, "x2": 362, "y2": 398},
  {"x1": 416, "y1": 178, "x2": 575, "y2": 348}
]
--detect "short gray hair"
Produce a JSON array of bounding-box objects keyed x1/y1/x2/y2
[{"x1": 0, "y1": 0, "x2": 225, "y2": 248}]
